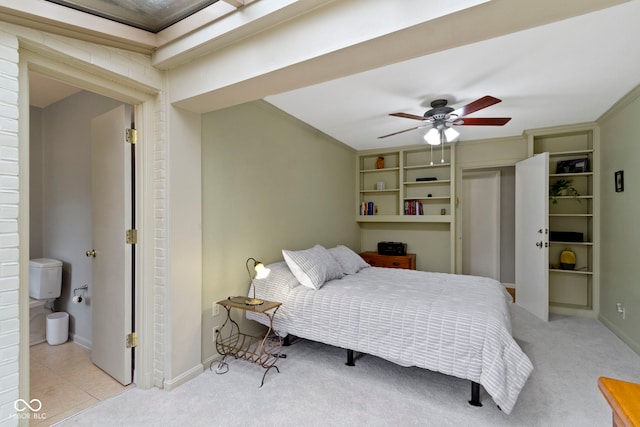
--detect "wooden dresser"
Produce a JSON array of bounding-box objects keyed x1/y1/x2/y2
[{"x1": 360, "y1": 251, "x2": 416, "y2": 270}]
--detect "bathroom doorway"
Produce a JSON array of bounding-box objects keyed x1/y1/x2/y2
[{"x1": 27, "y1": 73, "x2": 137, "y2": 414}]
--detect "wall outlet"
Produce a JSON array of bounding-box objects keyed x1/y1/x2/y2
[
  {"x1": 616, "y1": 303, "x2": 626, "y2": 320},
  {"x1": 212, "y1": 302, "x2": 220, "y2": 317}
]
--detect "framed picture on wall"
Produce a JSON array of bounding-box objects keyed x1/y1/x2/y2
[{"x1": 615, "y1": 170, "x2": 624, "y2": 192}]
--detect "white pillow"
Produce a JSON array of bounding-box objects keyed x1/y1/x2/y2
[
  {"x1": 328, "y1": 245, "x2": 370, "y2": 275},
  {"x1": 282, "y1": 245, "x2": 344, "y2": 289}
]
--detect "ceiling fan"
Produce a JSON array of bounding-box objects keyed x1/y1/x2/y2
[{"x1": 379, "y1": 95, "x2": 511, "y2": 145}]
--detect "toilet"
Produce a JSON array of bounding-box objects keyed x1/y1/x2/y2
[{"x1": 29, "y1": 258, "x2": 63, "y2": 346}]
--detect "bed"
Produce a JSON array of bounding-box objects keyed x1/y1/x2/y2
[{"x1": 246, "y1": 245, "x2": 533, "y2": 414}]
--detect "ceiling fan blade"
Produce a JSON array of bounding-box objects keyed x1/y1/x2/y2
[
  {"x1": 389, "y1": 112, "x2": 427, "y2": 121},
  {"x1": 455, "y1": 117, "x2": 511, "y2": 126},
  {"x1": 452, "y1": 95, "x2": 501, "y2": 117},
  {"x1": 378, "y1": 126, "x2": 424, "y2": 139}
]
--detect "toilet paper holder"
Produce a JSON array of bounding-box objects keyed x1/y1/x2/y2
[{"x1": 73, "y1": 285, "x2": 88, "y2": 303}]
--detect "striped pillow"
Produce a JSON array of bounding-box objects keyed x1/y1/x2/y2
[{"x1": 282, "y1": 245, "x2": 344, "y2": 289}]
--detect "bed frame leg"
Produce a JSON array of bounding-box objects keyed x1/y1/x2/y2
[
  {"x1": 346, "y1": 349, "x2": 355, "y2": 366},
  {"x1": 469, "y1": 382, "x2": 482, "y2": 407},
  {"x1": 283, "y1": 335, "x2": 291, "y2": 347}
]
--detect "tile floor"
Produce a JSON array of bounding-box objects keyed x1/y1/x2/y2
[{"x1": 30, "y1": 341, "x2": 130, "y2": 426}]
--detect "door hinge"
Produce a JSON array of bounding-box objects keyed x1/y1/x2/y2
[
  {"x1": 126, "y1": 229, "x2": 138, "y2": 244},
  {"x1": 126, "y1": 332, "x2": 137, "y2": 348},
  {"x1": 126, "y1": 128, "x2": 138, "y2": 144}
]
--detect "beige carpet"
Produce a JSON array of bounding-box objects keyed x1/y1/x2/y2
[{"x1": 56, "y1": 304, "x2": 640, "y2": 426}]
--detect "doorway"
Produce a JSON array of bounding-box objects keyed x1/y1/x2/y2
[
  {"x1": 459, "y1": 166, "x2": 516, "y2": 287},
  {"x1": 27, "y1": 75, "x2": 137, "y2": 417}
]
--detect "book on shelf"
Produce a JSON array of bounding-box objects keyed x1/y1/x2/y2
[{"x1": 404, "y1": 200, "x2": 423, "y2": 215}]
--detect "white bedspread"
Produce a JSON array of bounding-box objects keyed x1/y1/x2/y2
[{"x1": 246, "y1": 262, "x2": 533, "y2": 414}]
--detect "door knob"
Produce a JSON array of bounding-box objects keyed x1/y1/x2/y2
[{"x1": 86, "y1": 249, "x2": 96, "y2": 257}]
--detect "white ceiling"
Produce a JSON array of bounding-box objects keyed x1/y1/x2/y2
[
  {"x1": 265, "y1": 1, "x2": 640, "y2": 150},
  {"x1": 28, "y1": 1, "x2": 640, "y2": 151}
]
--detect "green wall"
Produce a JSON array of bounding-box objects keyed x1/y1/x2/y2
[
  {"x1": 201, "y1": 100, "x2": 359, "y2": 362},
  {"x1": 598, "y1": 86, "x2": 640, "y2": 355}
]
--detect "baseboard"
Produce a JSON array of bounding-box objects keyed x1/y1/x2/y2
[
  {"x1": 162, "y1": 364, "x2": 203, "y2": 391},
  {"x1": 71, "y1": 333, "x2": 92, "y2": 349},
  {"x1": 599, "y1": 314, "x2": 640, "y2": 357}
]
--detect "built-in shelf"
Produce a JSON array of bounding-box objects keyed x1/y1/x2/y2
[
  {"x1": 550, "y1": 241, "x2": 593, "y2": 246},
  {"x1": 404, "y1": 180, "x2": 451, "y2": 186},
  {"x1": 360, "y1": 189, "x2": 400, "y2": 194},
  {"x1": 532, "y1": 125, "x2": 598, "y2": 316},
  {"x1": 356, "y1": 214, "x2": 452, "y2": 223},
  {"x1": 549, "y1": 149, "x2": 594, "y2": 157},
  {"x1": 357, "y1": 145, "x2": 454, "y2": 222},
  {"x1": 404, "y1": 163, "x2": 451, "y2": 170},
  {"x1": 360, "y1": 167, "x2": 400, "y2": 173},
  {"x1": 549, "y1": 269, "x2": 592, "y2": 275}
]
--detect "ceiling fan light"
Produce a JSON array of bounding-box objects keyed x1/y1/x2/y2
[
  {"x1": 444, "y1": 127, "x2": 460, "y2": 142},
  {"x1": 424, "y1": 128, "x2": 441, "y2": 145}
]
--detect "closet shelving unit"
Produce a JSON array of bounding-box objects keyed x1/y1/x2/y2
[{"x1": 528, "y1": 124, "x2": 600, "y2": 317}]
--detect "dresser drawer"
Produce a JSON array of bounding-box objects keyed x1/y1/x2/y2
[{"x1": 360, "y1": 252, "x2": 416, "y2": 270}]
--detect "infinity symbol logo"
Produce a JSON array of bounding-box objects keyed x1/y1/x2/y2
[{"x1": 14, "y1": 398, "x2": 42, "y2": 412}]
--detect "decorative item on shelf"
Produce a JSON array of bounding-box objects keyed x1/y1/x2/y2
[
  {"x1": 549, "y1": 178, "x2": 580, "y2": 204},
  {"x1": 360, "y1": 201, "x2": 376, "y2": 215},
  {"x1": 245, "y1": 258, "x2": 271, "y2": 306},
  {"x1": 416, "y1": 177, "x2": 437, "y2": 182},
  {"x1": 556, "y1": 158, "x2": 589, "y2": 174},
  {"x1": 376, "y1": 181, "x2": 385, "y2": 190},
  {"x1": 440, "y1": 209, "x2": 446, "y2": 215},
  {"x1": 559, "y1": 248, "x2": 576, "y2": 270},
  {"x1": 376, "y1": 156, "x2": 385, "y2": 169}
]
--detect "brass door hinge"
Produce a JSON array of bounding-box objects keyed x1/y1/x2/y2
[
  {"x1": 126, "y1": 229, "x2": 138, "y2": 244},
  {"x1": 126, "y1": 332, "x2": 137, "y2": 348},
  {"x1": 126, "y1": 128, "x2": 138, "y2": 144}
]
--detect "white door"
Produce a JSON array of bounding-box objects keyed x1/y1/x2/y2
[
  {"x1": 515, "y1": 153, "x2": 549, "y2": 321},
  {"x1": 462, "y1": 170, "x2": 501, "y2": 280},
  {"x1": 90, "y1": 105, "x2": 134, "y2": 385}
]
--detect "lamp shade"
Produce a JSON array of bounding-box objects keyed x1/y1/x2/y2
[
  {"x1": 254, "y1": 262, "x2": 270, "y2": 279},
  {"x1": 444, "y1": 127, "x2": 459, "y2": 142},
  {"x1": 424, "y1": 128, "x2": 441, "y2": 145}
]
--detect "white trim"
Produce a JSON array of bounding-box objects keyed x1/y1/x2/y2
[
  {"x1": 162, "y1": 364, "x2": 204, "y2": 391},
  {"x1": 17, "y1": 43, "x2": 162, "y2": 409}
]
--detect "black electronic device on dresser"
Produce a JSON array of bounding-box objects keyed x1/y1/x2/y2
[{"x1": 377, "y1": 241, "x2": 407, "y2": 256}]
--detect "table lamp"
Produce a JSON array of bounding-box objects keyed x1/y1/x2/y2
[{"x1": 245, "y1": 257, "x2": 270, "y2": 306}]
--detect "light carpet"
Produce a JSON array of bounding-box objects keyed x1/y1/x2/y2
[{"x1": 56, "y1": 304, "x2": 640, "y2": 426}]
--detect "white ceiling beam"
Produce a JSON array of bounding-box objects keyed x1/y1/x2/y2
[
  {"x1": 221, "y1": 0, "x2": 246, "y2": 7},
  {"x1": 168, "y1": 0, "x2": 629, "y2": 114}
]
